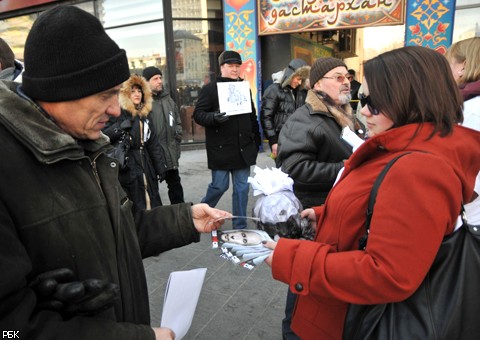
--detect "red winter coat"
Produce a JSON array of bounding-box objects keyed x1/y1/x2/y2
[{"x1": 272, "y1": 123, "x2": 480, "y2": 339}]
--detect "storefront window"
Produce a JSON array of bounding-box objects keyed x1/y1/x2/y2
[
  {"x1": 452, "y1": 0, "x2": 480, "y2": 42},
  {"x1": 0, "y1": 1, "x2": 94, "y2": 61},
  {"x1": 172, "y1": 0, "x2": 222, "y2": 19},
  {"x1": 105, "y1": 21, "x2": 168, "y2": 87},
  {"x1": 100, "y1": 0, "x2": 224, "y2": 143},
  {"x1": 98, "y1": 0, "x2": 163, "y2": 27},
  {"x1": 172, "y1": 19, "x2": 223, "y2": 142},
  {"x1": 173, "y1": 19, "x2": 223, "y2": 107}
]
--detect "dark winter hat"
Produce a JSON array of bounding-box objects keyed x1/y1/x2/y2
[
  {"x1": 218, "y1": 50, "x2": 242, "y2": 66},
  {"x1": 309, "y1": 57, "x2": 347, "y2": 87},
  {"x1": 142, "y1": 66, "x2": 162, "y2": 81},
  {"x1": 22, "y1": 6, "x2": 129, "y2": 102}
]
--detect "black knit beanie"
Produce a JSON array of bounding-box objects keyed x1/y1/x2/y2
[
  {"x1": 22, "y1": 6, "x2": 130, "y2": 102},
  {"x1": 309, "y1": 57, "x2": 347, "y2": 87},
  {"x1": 142, "y1": 66, "x2": 162, "y2": 81}
]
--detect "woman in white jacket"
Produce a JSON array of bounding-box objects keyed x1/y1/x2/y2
[{"x1": 446, "y1": 37, "x2": 480, "y2": 224}]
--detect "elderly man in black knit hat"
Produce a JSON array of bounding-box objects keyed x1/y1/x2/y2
[
  {"x1": 193, "y1": 50, "x2": 261, "y2": 229},
  {"x1": 0, "y1": 6, "x2": 231, "y2": 340},
  {"x1": 275, "y1": 57, "x2": 365, "y2": 339}
]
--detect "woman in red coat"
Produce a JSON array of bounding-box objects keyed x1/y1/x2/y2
[{"x1": 263, "y1": 46, "x2": 480, "y2": 339}]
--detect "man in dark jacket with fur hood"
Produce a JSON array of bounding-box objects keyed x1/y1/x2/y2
[
  {"x1": 0, "y1": 6, "x2": 230, "y2": 340},
  {"x1": 261, "y1": 58, "x2": 310, "y2": 158},
  {"x1": 193, "y1": 50, "x2": 261, "y2": 229}
]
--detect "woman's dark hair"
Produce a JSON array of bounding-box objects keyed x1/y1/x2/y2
[{"x1": 364, "y1": 46, "x2": 463, "y2": 138}]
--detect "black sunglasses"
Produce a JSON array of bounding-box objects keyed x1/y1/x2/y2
[{"x1": 359, "y1": 93, "x2": 380, "y2": 115}]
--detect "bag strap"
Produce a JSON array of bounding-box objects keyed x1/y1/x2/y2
[{"x1": 358, "y1": 152, "x2": 412, "y2": 250}]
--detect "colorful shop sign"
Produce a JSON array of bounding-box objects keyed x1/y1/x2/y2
[
  {"x1": 405, "y1": 0, "x2": 455, "y2": 54},
  {"x1": 258, "y1": 0, "x2": 406, "y2": 35}
]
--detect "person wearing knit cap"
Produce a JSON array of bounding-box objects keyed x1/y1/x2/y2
[
  {"x1": 142, "y1": 66, "x2": 185, "y2": 205},
  {"x1": 0, "y1": 5, "x2": 231, "y2": 340},
  {"x1": 276, "y1": 56, "x2": 365, "y2": 206},
  {"x1": 193, "y1": 50, "x2": 261, "y2": 229},
  {"x1": 142, "y1": 66, "x2": 162, "y2": 82},
  {"x1": 275, "y1": 57, "x2": 365, "y2": 339},
  {"x1": 261, "y1": 58, "x2": 310, "y2": 159}
]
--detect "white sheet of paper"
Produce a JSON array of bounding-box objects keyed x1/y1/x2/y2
[
  {"x1": 217, "y1": 81, "x2": 251, "y2": 116},
  {"x1": 341, "y1": 126, "x2": 364, "y2": 151},
  {"x1": 160, "y1": 268, "x2": 207, "y2": 339}
]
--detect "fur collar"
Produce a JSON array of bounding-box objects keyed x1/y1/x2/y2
[
  {"x1": 305, "y1": 89, "x2": 355, "y2": 130},
  {"x1": 119, "y1": 74, "x2": 152, "y2": 118}
]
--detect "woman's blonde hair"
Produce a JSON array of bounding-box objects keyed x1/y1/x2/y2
[{"x1": 445, "y1": 37, "x2": 480, "y2": 85}]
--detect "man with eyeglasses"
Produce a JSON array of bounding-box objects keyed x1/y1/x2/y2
[{"x1": 276, "y1": 57, "x2": 365, "y2": 340}]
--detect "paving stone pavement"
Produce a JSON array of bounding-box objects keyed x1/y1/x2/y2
[{"x1": 144, "y1": 144, "x2": 287, "y2": 339}]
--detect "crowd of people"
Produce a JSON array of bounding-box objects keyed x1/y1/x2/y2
[{"x1": 1, "y1": 4, "x2": 479, "y2": 339}]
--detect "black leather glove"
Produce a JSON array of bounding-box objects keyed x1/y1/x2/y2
[
  {"x1": 286, "y1": 214, "x2": 315, "y2": 240},
  {"x1": 213, "y1": 112, "x2": 229, "y2": 124},
  {"x1": 256, "y1": 214, "x2": 314, "y2": 240},
  {"x1": 29, "y1": 268, "x2": 119, "y2": 316},
  {"x1": 158, "y1": 171, "x2": 166, "y2": 183},
  {"x1": 120, "y1": 119, "x2": 132, "y2": 130}
]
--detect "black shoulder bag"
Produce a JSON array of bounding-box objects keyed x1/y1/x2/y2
[
  {"x1": 343, "y1": 153, "x2": 480, "y2": 340},
  {"x1": 106, "y1": 132, "x2": 131, "y2": 171}
]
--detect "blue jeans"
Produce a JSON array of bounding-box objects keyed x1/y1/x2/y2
[
  {"x1": 282, "y1": 289, "x2": 301, "y2": 340},
  {"x1": 201, "y1": 167, "x2": 250, "y2": 229}
]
